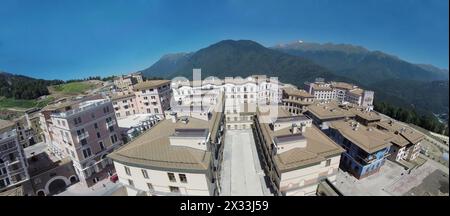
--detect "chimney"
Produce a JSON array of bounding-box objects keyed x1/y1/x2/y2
[
  {"x1": 292, "y1": 124, "x2": 300, "y2": 134},
  {"x1": 300, "y1": 122, "x2": 307, "y2": 133}
]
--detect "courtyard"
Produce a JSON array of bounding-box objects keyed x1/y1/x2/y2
[
  {"x1": 220, "y1": 129, "x2": 271, "y2": 196},
  {"x1": 335, "y1": 157, "x2": 449, "y2": 196}
]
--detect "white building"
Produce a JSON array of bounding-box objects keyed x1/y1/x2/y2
[
  {"x1": 252, "y1": 108, "x2": 345, "y2": 196},
  {"x1": 109, "y1": 111, "x2": 225, "y2": 196},
  {"x1": 0, "y1": 119, "x2": 29, "y2": 193},
  {"x1": 304, "y1": 80, "x2": 374, "y2": 110}
]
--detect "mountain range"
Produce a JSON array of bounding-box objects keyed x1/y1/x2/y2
[
  {"x1": 140, "y1": 40, "x2": 449, "y2": 120},
  {"x1": 272, "y1": 41, "x2": 448, "y2": 84}
]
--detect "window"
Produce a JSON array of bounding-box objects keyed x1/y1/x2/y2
[
  {"x1": 142, "y1": 169, "x2": 149, "y2": 179},
  {"x1": 124, "y1": 166, "x2": 131, "y2": 176},
  {"x1": 80, "y1": 139, "x2": 88, "y2": 146},
  {"x1": 169, "y1": 186, "x2": 180, "y2": 193},
  {"x1": 94, "y1": 123, "x2": 98, "y2": 129},
  {"x1": 110, "y1": 134, "x2": 118, "y2": 144},
  {"x1": 82, "y1": 148, "x2": 92, "y2": 159},
  {"x1": 77, "y1": 128, "x2": 85, "y2": 136},
  {"x1": 99, "y1": 141, "x2": 105, "y2": 150},
  {"x1": 8, "y1": 153, "x2": 16, "y2": 161},
  {"x1": 179, "y1": 174, "x2": 187, "y2": 183},
  {"x1": 97, "y1": 132, "x2": 101, "y2": 138},
  {"x1": 91, "y1": 113, "x2": 95, "y2": 119},
  {"x1": 326, "y1": 159, "x2": 331, "y2": 167},
  {"x1": 109, "y1": 126, "x2": 114, "y2": 132},
  {"x1": 128, "y1": 179, "x2": 134, "y2": 187},
  {"x1": 168, "y1": 173, "x2": 176, "y2": 182},
  {"x1": 147, "y1": 183, "x2": 154, "y2": 191},
  {"x1": 154, "y1": 108, "x2": 159, "y2": 113}
]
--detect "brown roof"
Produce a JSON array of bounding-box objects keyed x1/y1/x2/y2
[
  {"x1": 348, "y1": 88, "x2": 364, "y2": 96},
  {"x1": 329, "y1": 120, "x2": 393, "y2": 153},
  {"x1": 0, "y1": 119, "x2": 15, "y2": 130},
  {"x1": 109, "y1": 112, "x2": 221, "y2": 172},
  {"x1": 376, "y1": 121, "x2": 425, "y2": 147},
  {"x1": 331, "y1": 82, "x2": 354, "y2": 90},
  {"x1": 111, "y1": 93, "x2": 135, "y2": 101},
  {"x1": 351, "y1": 108, "x2": 382, "y2": 122},
  {"x1": 133, "y1": 80, "x2": 171, "y2": 91},
  {"x1": 283, "y1": 87, "x2": 314, "y2": 98},
  {"x1": 258, "y1": 111, "x2": 344, "y2": 173},
  {"x1": 310, "y1": 83, "x2": 333, "y2": 91},
  {"x1": 306, "y1": 102, "x2": 355, "y2": 120}
]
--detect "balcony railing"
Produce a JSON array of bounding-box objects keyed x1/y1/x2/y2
[
  {"x1": 106, "y1": 120, "x2": 116, "y2": 127},
  {"x1": 77, "y1": 132, "x2": 89, "y2": 141}
]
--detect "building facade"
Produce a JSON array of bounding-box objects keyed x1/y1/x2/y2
[
  {"x1": 252, "y1": 109, "x2": 345, "y2": 196},
  {"x1": 304, "y1": 80, "x2": 374, "y2": 110},
  {"x1": 40, "y1": 98, "x2": 123, "y2": 186},
  {"x1": 281, "y1": 86, "x2": 315, "y2": 115},
  {"x1": 113, "y1": 72, "x2": 144, "y2": 92},
  {"x1": 109, "y1": 110, "x2": 225, "y2": 196},
  {"x1": 111, "y1": 93, "x2": 139, "y2": 118},
  {"x1": 0, "y1": 120, "x2": 29, "y2": 193},
  {"x1": 376, "y1": 120, "x2": 424, "y2": 162},
  {"x1": 134, "y1": 80, "x2": 172, "y2": 117},
  {"x1": 328, "y1": 120, "x2": 392, "y2": 179}
]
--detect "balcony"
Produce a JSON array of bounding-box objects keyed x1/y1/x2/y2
[
  {"x1": 77, "y1": 132, "x2": 89, "y2": 141},
  {"x1": 106, "y1": 120, "x2": 116, "y2": 127}
]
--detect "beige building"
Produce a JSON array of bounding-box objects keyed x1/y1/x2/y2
[
  {"x1": 40, "y1": 97, "x2": 123, "y2": 187},
  {"x1": 252, "y1": 108, "x2": 344, "y2": 196},
  {"x1": 134, "y1": 80, "x2": 172, "y2": 117},
  {"x1": 113, "y1": 72, "x2": 144, "y2": 92},
  {"x1": 0, "y1": 119, "x2": 29, "y2": 193},
  {"x1": 376, "y1": 120, "x2": 424, "y2": 162},
  {"x1": 109, "y1": 110, "x2": 225, "y2": 196},
  {"x1": 305, "y1": 102, "x2": 355, "y2": 130},
  {"x1": 282, "y1": 86, "x2": 315, "y2": 115}
]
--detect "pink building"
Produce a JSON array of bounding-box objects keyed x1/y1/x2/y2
[
  {"x1": 111, "y1": 92, "x2": 139, "y2": 118},
  {"x1": 133, "y1": 80, "x2": 172, "y2": 117},
  {"x1": 40, "y1": 97, "x2": 123, "y2": 187}
]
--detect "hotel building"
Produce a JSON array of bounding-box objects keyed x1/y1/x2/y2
[
  {"x1": 108, "y1": 109, "x2": 225, "y2": 196},
  {"x1": 0, "y1": 119, "x2": 29, "y2": 193},
  {"x1": 328, "y1": 120, "x2": 392, "y2": 179},
  {"x1": 39, "y1": 97, "x2": 123, "y2": 186},
  {"x1": 304, "y1": 80, "x2": 374, "y2": 110},
  {"x1": 252, "y1": 108, "x2": 345, "y2": 196},
  {"x1": 113, "y1": 72, "x2": 144, "y2": 92},
  {"x1": 111, "y1": 93, "x2": 139, "y2": 118},
  {"x1": 133, "y1": 80, "x2": 172, "y2": 117},
  {"x1": 281, "y1": 86, "x2": 315, "y2": 115},
  {"x1": 376, "y1": 120, "x2": 424, "y2": 162}
]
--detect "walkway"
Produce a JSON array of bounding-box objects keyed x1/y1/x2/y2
[{"x1": 220, "y1": 130, "x2": 270, "y2": 196}]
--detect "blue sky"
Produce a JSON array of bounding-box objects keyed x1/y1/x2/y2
[{"x1": 0, "y1": 0, "x2": 448, "y2": 80}]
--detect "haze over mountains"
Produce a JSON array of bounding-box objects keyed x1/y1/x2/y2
[
  {"x1": 1, "y1": 39, "x2": 448, "y2": 123},
  {"x1": 141, "y1": 40, "x2": 449, "y2": 119},
  {"x1": 272, "y1": 41, "x2": 449, "y2": 83}
]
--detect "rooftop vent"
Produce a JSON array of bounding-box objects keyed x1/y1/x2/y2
[{"x1": 181, "y1": 117, "x2": 189, "y2": 124}]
